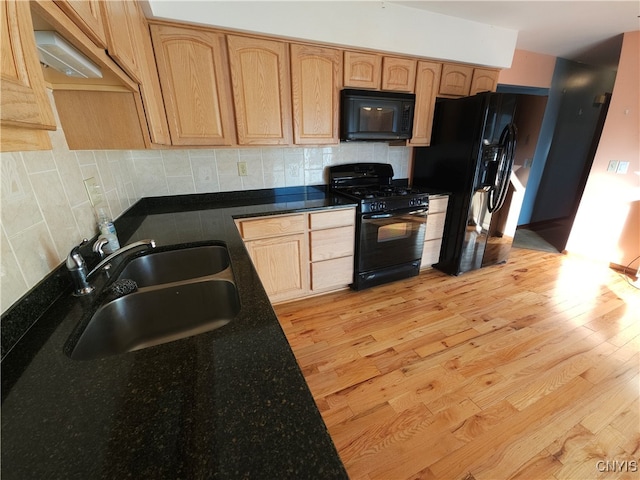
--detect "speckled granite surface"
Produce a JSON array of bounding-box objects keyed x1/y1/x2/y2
[{"x1": 1, "y1": 186, "x2": 353, "y2": 479}]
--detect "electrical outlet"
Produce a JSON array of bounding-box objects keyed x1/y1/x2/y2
[
  {"x1": 237, "y1": 162, "x2": 248, "y2": 176},
  {"x1": 607, "y1": 160, "x2": 619, "y2": 173},
  {"x1": 83, "y1": 177, "x2": 104, "y2": 207},
  {"x1": 616, "y1": 161, "x2": 629, "y2": 174}
]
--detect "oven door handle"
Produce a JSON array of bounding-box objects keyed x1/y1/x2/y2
[
  {"x1": 362, "y1": 208, "x2": 428, "y2": 220},
  {"x1": 407, "y1": 208, "x2": 428, "y2": 216},
  {"x1": 363, "y1": 213, "x2": 394, "y2": 220}
]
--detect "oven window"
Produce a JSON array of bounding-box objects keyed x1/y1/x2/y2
[
  {"x1": 378, "y1": 222, "x2": 411, "y2": 242},
  {"x1": 360, "y1": 107, "x2": 394, "y2": 132}
]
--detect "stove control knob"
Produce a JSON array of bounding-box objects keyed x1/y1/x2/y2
[{"x1": 380, "y1": 201, "x2": 386, "y2": 211}]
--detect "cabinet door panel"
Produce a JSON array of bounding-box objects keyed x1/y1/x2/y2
[
  {"x1": 1, "y1": 0, "x2": 55, "y2": 131},
  {"x1": 101, "y1": 0, "x2": 141, "y2": 83},
  {"x1": 245, "y1": 234, "x2": 307, "y2": 302},
  {"x1": 470, "y1": 68, "x2": 500, "y2": 95},
  {"x1": 381, "y1": 56, "x2": 416, "y2": 92},
  {"x1": 151, "y1": 25, "x2": 235, "y2": 146},
  {"x1": 439, "y1": 64, "x2": 473, "y2": 96},
  {"x1": 227, "y1": 35, "x2": 292, "y2": 145},
  {"x1": 409, "y1": 61, "x2": 441, "y2": 146},
  {"x1": 128, "y1": 13, "x2": 170, "y2": 145},
  {"x1": 290, "y1": 43, "x2": 341, "y2": 145},
  {"x1": 54, "y1": 0, "x2": 107, "y2": 48},
  {"x1": 344, "y1": 51, "x2": 381, "y2": 89}
]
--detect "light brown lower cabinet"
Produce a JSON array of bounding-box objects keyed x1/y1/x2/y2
[
  {"x1": 311, "y1": 256, "x2": 353, "y2": 291},
  {"x1": 421, "y1": 194, "x2": 449, "y2": 269},
  {"x1": 308, "y1": 209, "x2": 355, "y2": 293},
  {"x1": 244, "y1": 233, "x2": 308, "y2": 303},
  {"x1": 236, "y1": 207, "x2": 355, "y2": 303}
]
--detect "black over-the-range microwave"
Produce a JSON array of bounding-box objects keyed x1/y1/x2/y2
[{"x1": 340, "y1": 88, "x2": 416, "y2": 141}]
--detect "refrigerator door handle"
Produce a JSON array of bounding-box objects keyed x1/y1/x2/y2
[{"x1": 488, "y1": 123, "x2": 517, "y2": 213}]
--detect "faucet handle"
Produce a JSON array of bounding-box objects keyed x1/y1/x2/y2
[
  {"x1": 66, "y1": 239, "x2": 90, "y2": 270},
  {"x1": 93, "y1": 236, "x2": 109, "y2": 258}
]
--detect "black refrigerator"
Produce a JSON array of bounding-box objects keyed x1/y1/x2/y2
[{"x1": 412, "y1": 92, "x2": 524, "y2": 276}]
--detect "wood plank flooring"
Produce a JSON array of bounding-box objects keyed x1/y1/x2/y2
[{"x1": 274, "y1": 248, "x2": 640, "y2": 480}]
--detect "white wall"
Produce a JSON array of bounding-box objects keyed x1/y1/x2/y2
[
  {"x1": 566, "y1": 31, "x2": 640, "y2": 267},
  {"x1": 145, "y1": 0, "x2": 517, "y2": 68}
]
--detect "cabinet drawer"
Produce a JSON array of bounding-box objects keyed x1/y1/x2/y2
[
  {"x1": 311, "y1": 256, "x2": 353, "y2": 291},
  {"x1": 429, "y1": 196, "x2": 449, "y2": 214},
  {"x1": 425, "y1": 212, "x2": 446, "y2": 240},
  {"x1": 310, "y1": 225, "x2": 355, "y2": 261},
  {"x1": 421, "y1": 238, "x2": 443, "y2": 268},
  {"x1": 309, "y1": 208, "x2": 355, "y2": 230},
  {"x1": 237, "y1": 214, "x2": 305, "y2": 240}
]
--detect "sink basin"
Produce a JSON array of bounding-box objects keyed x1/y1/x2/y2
[
  {"x1": 69, "y1": 280, "x2": 239, "y2": 361},
  {"x1": 117, "y1": 245, "x2": 230, "y2": 287},
  {"x1": 67, "y1": 242, "x2": 240, "y2": 361}
]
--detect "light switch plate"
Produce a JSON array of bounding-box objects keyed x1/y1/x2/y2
[
  {"x1": 607, "y1": 160, "x2": 619, "y2": 172},
  {"x1": 84, "y1": 177, "x2": 103, "y2": 207}
]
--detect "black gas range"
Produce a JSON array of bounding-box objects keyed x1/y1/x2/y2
[
  {"x1": 336, "y1": 185, "x2": 429, "y2": 214},
  {"x1": 329, "y1": 163, "x2": 429, "y2": 290}
]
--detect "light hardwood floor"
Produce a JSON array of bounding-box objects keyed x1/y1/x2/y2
[{"x1": 274, "y1": 248, "x2": 640, "y2": 480}]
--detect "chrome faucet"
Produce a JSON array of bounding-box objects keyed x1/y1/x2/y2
[
  {"x1": 67, "y1": 239, "x2": 94, "y2": 296},
  {"x1": 67, "y1": 239, "x2": 156, "y2": 296}
]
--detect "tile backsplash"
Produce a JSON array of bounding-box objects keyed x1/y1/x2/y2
[{"x1": 0, "y1": 98, "x2": 411, "y2": 315}]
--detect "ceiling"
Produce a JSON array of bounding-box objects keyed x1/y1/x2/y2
[{"x1": 392, "y1": 1, "x2": 640, "y2": 67}]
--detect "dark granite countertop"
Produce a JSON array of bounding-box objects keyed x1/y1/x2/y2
[{"x1": 1, "y1": 186, "x2": 354, "y2": 479}]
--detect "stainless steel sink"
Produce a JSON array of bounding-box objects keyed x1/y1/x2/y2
[{"x1": 67, "y1": 243, "x2": 240, "y2": 361}]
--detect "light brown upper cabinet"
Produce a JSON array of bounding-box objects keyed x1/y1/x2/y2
[
  {"x1": 439, "y1": 63, "x2": 474, "y2": 97},
  {"x1": 101, "y1": 1, "x2": 172, "y2": 145},
  {"x1": 100, "y1": 0, "x2": 142, "y2": 83},
  {"x1": 290, "y1": 44, "x2": 342, "y2": 145},
  {"x1": 53, "y1": 0, "x2": 106, "y2": 48},
  {"x1": 345, "y1": 51, "x2": 418, "y2": 92},
  {"x1": 409, "y1": 61, "x2": 442, "y2": 146},
  {"x1": 470, "y1": 68, "x2": 500, "y2": 95},
  {"x1": 1, "y1": 0, "x2": 56, "y2": 151},
  {"x1": 381, "y1": 57, "x2": 417, "y2": 92},
  {"x1": 227, "y1": 35, "x2": 292, "y2": 145},
  {"x1": 123, "y1": 10, "x2": 170, "y2": 145},
  {"x1": 344, "y1": 51, "x2": 382, "y2": 89},
  {"x1": 151, "y1": 24, "x2": 235, "y2": 146}
]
